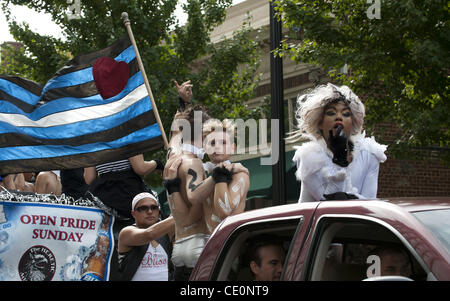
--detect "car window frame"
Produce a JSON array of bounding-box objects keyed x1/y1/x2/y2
[
  {"x1": 210, "y1": 215, "x2": 304, "y2": 281},
  {"x1": 302, "y1": 214, "x2": 433, "y2": 281},
  {"x1": 412, "y1": 208, "x2": 450, "y2": 255}
]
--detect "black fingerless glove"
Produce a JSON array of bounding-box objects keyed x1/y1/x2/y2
[
  {"x1": 212, "y1": 166, "x2": 233, "y2": 184},
  {"x1": 328, "y1": 125, "x2": 349, "y2": 167},
  {"x1": 323, "y1": 192, "x2": 358, "y2": 201},
  {"x1": 163, "y1": 178, "x2": 181, "y2": 195},
  {"x1": 154, "y1": 159, "x2": 164, "y2": 171}
]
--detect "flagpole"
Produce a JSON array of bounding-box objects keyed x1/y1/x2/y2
[{"x1": 121, "y1": 12, "x2": 169, "y2": 150}]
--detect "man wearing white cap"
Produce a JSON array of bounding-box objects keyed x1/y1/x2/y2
[{"x1": 118, "y1": 192, "x2": 175, "y2": 281}]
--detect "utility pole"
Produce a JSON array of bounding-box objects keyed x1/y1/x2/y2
[{"x1": 269, "y1": 2, "x2": 286, "y2": 206}]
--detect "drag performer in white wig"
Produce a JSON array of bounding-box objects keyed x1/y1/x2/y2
[{"x1": 288, "y1": 83, "x2": 387, "y2": 202}]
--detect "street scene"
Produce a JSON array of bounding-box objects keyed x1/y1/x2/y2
[{"x1": 0, "y1": 0, "x2": 449, "y2": 287}]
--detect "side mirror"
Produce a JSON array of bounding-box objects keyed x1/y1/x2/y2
[{"x1": 363, "y1": 276, "x2": 413, "y2": 281}]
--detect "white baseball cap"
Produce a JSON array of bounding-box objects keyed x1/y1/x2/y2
[{"x1": 131, "y1": 192, "x2": 159, "y2": 211}]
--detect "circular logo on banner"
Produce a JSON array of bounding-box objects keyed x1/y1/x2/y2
[{"x1": 18, "y1": 245, "x2": 56, "y2": 281}]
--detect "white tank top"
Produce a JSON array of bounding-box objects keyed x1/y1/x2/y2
[{"x1": 131, "y1": 243, "x2": 169, "y2": 281}]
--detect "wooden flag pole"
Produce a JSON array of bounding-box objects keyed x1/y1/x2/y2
[{"x1": 121, "y1": 12, "x2": 169, "y2": 150}]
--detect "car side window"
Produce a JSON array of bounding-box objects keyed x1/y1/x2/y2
[
  {"x1": 211, "y1": 217, "x2": 303, "y2": 281},
  {"x1": 306, "y1": 218, "x2": 427, "y2": 281}
]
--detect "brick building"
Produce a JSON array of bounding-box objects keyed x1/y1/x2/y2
[{"x1": 375, "y1": 123, "x2": 450, "y2": 197}]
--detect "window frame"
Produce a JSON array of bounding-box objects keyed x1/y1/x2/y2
[
  {"x1": 302, "y1": 214, "x2": 434, "y2": 281},
  {"x1": 210, "y1": 215, "x2": 304, "y2": 280}
]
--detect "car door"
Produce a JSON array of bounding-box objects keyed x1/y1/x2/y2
[
  {"x1": 200, "y1": 202, "x2": 318, "y2": 281},
  {"x1": 291, "y1": 201, "x2": 432, "y2": 281}
]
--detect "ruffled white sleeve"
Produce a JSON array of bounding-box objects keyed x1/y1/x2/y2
[
  {"x1": 293, "y1": 140, "x2": 348, "y2": 202},
  {"x1": 352, "y1": 136, "x2": 387, "y2": 199}
]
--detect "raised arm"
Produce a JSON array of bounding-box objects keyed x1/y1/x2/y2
[
  {"x1": 175, "y1": 80, "x2": 193, "y2": 108},
  {"x1": 167, "y1": 80, "x2": 194, "y2": 161},
  {"x1": 128, "y1": 154, "x2": 162, "y2": 176},
  {"x1": 118, "y1": 216, "x2": 174, "y2": 253}
]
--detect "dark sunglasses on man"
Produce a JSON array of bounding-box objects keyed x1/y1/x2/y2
[{"x1": 135, "y1": 205, "x2": 159, "y2": 212}]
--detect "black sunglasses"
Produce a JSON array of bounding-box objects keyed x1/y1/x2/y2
[{"x1": 135, "y1": 205, "x2": 159, "y2": 212}]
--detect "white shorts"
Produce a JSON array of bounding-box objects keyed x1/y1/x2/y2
[{"x1": 172, "y1": 233, "x2": 210, "y2": 268}]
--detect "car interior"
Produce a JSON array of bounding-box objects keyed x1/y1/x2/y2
[
  {"x1": 307, "y1": 219, "x2": 428, "y2": 281},
  {"x1": 211, "y1": 216, "x2": 302, "y2": 281},
  {"x1": 212, "y1": 216, "x2": 429, "y2": 281}
]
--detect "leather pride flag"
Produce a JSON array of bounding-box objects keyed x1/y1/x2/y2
[{"x1": 0, "y1": 36, "x2": 164, "y2": 174}]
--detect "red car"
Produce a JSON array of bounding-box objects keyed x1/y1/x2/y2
[{"x1": 190, "y1": 197, "x2": 450, "y2": 281}]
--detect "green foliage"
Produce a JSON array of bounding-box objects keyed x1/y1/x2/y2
[
  {"x1": 1, "y1": 0, "x2": 264, "y2": 185},
  {"x1": 195, "y1": 16, "x2": 264, "y2": 120},
  {"x1": 0, "y1": 21, "x2": 70, "y2": 83},
  {"x1": 273, "y1": 0, "x2": 450, "y2": 162}
]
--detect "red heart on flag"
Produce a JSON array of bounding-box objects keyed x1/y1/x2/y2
[{"x1": 92, "y1": 57, "x2": 130, "y2": 100}]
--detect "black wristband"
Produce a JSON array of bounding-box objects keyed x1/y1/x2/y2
[
  {"x1": 212, "y1": 166, "x2": 233, "y2": 184},
  {"x1": 163, "y1": 178, "x2": 181, "y2": 195},
  {"x1": 154, "y1": 159, "x2": 164, "y2": 171},
  {"x1": 178, "y1": 96, "x2": 191, "y2": 111}
]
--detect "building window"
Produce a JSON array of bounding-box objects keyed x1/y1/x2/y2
[{"x1": 284, "y1": 97, "x2": 297, "y2": 135}]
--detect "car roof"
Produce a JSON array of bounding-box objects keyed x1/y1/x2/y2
[
  {"x1": 378, "y1": 197, "x2": 450, "y2": 212},
  {"x1": 218, "y1": 197, "x2": 450, "y2": 232},
  {"x1": 223, "y1": 197, "x2": 450, "y2": 227}
]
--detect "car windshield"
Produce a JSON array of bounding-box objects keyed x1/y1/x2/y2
[{"x1": 413, "y1": 209, "x2": 450, "y2": 254}]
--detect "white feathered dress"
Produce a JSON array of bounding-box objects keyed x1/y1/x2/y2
[{"x1": 293, "y1": 133, "x2": 387, "y2": 202}]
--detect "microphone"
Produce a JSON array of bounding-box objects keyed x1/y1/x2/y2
[{"x1": 336, "y1": 124, "x2": 344, "y2": 136}]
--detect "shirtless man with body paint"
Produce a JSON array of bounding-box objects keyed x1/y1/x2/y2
[
  {"x1": 202, "y1": 118, "x2": 250, "y2": 234},
  {"x1": 163, "y1": 81, "x2": 249, "y2": 280},
  {"x1": 163, "y1": 80, "x2": 212, "y2": 280}
]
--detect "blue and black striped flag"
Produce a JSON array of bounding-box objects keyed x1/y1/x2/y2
[{"x1": 0, "y1": 36, "x2": 164, "y2": 174}]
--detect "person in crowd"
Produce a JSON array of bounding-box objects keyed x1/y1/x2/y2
[
  {"x1": 0, "y1": 174, "x2": 16, "y2": 190},
  {"x1": 163, "y1": 100, "x2": 214, "y2": 281},
  {"x1": 14, "y1": 173, "x2": 35, "y2": 192},
  {"x1": 164, "y1": 80, "x2": 249, "y2": 280},
  {"x1": 84, "y1": 156, "x2": 163, "y2": 222},
  {"x1": 118, "y1": 191, "x2": 175, "y2": 281},
  {"x1": 370, "y1": 246, "x2": 413, "y2": 278},
  {"x1": 35, "y1": 170, "x2": 62, "y2": 194},
  {"x1": 84, "y1": 154, "x2": 163, "y2": 281},
  {"x1": 288, "y1": 83, "x2": 387, "y2": 202},
  {"x1": 163, "y1": 80, "x2": 212, "y2": 280},
  {"x1": 0, "y1": 173, "x2": 35, "y2": 192},
  {"x1": 60, "y1": 168, "x2": 89, "y2": 200},
  {"x1": 202, "y1": 118, "x2": 250, "y2": 233},
  {"x1": 247, "y1": 234, "x2": 286, "y2": 281}
]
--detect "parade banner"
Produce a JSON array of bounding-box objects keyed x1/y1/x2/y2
[{"x1": 0, "y1": 193, "x2": 114, "y2": 281}]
